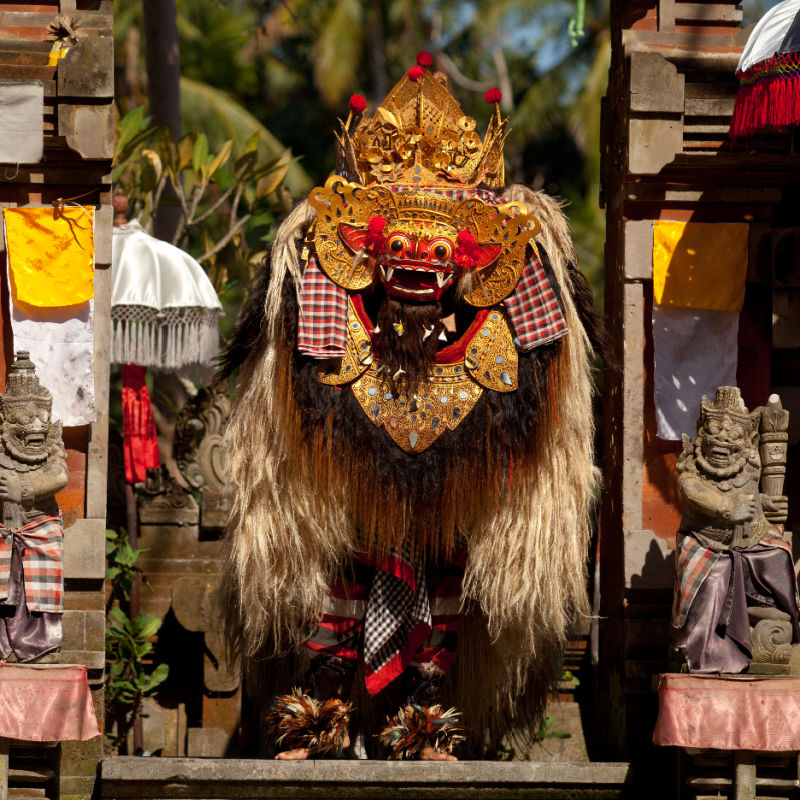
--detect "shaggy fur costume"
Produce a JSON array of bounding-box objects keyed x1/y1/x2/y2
[{"x1": 219, "y1": 186, "x2": 599, "y2": 753}]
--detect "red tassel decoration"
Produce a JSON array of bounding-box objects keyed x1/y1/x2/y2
[
  {"x1": 364, "y1": 216, "x2": 388, "y2": 255},
  {"x1": 454, "y1": 230, "x2": 481, "y2": 270},
  {"x1": 730, "y1": 53, "x2": 800, "y2": 137},
  {"x1": 349, "y1": 94, "x2": 367, "y2": 114},
  {"x1": 416, "y1": 51, "x2": 433, "y2": 67},
  {"x1": 408, "y1": 65, "x2": 424, "y2": 82},
  {"x1": 484, "y1": 87, "x2": 502, "y2": 105},
  {"x1": 121, "y1": 364, "x2": 161, "y2": 484}
]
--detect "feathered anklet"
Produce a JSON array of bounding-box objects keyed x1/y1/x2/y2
[
  {"x1": 266, "y1": 688, "x2": 353, "y2": 756},
  {"x1": 378, "y1": 704, "x2": 465, "y2": 759}
]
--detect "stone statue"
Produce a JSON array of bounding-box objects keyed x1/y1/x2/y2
[
  {"x1": 0, "y1": 351, "x2": 68, "y2": 661},
  {"x1": 671, "y1": 386, "x2": 799, "y2": 674}
]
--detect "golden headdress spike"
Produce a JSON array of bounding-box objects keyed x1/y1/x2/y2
[{"x1": 337, "y1": 65, "x2": 508, "y2": 190}]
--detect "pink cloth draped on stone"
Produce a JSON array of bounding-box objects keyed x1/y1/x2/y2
[
  {"x1": 654, "y1": 673, "x2": 800, "y2": 751},
  {"x1": 0, "y1": 662, "x2": 100, "y2": 741}
]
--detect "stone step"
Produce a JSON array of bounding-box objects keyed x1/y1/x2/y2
[{"x1": 101, "y1": 757, "x2": 633, "y2": 799}]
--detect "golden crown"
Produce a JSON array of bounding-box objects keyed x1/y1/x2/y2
[{"x1": 335, "y1": 65, "x2": 508, "y2": 190}]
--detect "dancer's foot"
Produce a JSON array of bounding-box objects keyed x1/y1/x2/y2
[
  {"x1": 419, "y1": 745, "x2": 457, "y2": 761},
  {"x1": 275, "y1": 748, "x2": 310, "y2": 760},
  {"x1": 274, "y1": 733, "x2": 350, "y2": 760}
]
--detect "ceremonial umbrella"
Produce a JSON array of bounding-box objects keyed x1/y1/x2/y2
[
  {"x1": 111, "y1": 218, "x2": 223, "y2": 485},
  {"x1": 730, "y1": 0, "x2": 800, "y2": 136},
  {"x1": 111, "y1": 218, "x2": 222, "y2": 371}
]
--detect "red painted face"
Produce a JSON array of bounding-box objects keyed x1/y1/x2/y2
[{"x1": 338, "y1": 223, "x2": 501, "y2": 302}]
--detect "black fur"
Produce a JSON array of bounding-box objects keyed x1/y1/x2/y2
[{"x1": 281, "y1": 272, "x2": 559, "y2": 499}]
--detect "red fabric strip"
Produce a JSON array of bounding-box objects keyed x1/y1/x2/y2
[
  {"x1": 317, "y1": 616, "x2": 365, "y2": 634},
  {"x1": 302, "y1": 640, "x2": 360, "y2": 661},
  {"x1": 121, "y1": 364, "x2": 161, "y2": 484}
]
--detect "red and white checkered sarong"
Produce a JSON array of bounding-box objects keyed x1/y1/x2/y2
[
  {"x1": 0, "y1": 515, "x2": 63, "y2": 613},
  {"x1": 296, "y1": 187, "x2": 568, "y2": 357},
  {"x1": 303, "y1": 546, "x2": 465, "y2": 696}
]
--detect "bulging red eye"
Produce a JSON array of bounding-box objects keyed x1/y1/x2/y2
[
  {"x1": 430, "y1": 239, "x2": 453, "y2": 261},
  {"x1": 387, "y1": 233, "x2": 411, "y2": 254}
]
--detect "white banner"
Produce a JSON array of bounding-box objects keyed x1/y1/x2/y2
[{"x1": 653, "y1": 304, "x2": 739, "y2": 441}]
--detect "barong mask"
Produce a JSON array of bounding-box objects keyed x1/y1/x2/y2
[
  {"x1": 306, "y1": 64, "x2": 545, "y2": 452},
  {"x1": 220, "y1": 52, "x2": 600, "y2": 748},
  {"x1": 0, "y1": 352, "x2": 55, "y2": 465},
  {"x1": 310, "y1": 178, "x2": 539, "y2": 307}
]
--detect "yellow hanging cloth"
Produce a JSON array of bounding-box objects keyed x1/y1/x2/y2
[
  {"x1": 4, "y1": 206, "x2": 95, "y2": 307},
  {"x1": 652, "y1": 220, "x2": 748, "y2": 312}
]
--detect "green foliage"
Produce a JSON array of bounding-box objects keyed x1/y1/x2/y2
[
  {"x1": 105, "y1": 528, "x2": 168, "y2": 750},
  {"x1": 562, "y1": 669, "x2": 580, "y2": 688},
  {"x1": 113, "y1": 107, "x2": 296, "y2": 294},
  {"x1": 569, "y1": 0, "x2": 586, "y2": 46},
  {"x1": 106, "y1": 607, "x2": 168, "y2": 708},
  {"x1": 105, "y1": 527, "x2": 147, "y2": 608}
]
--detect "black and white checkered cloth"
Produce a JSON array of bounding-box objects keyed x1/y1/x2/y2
[{"x1": 364, "y1": 542, "x2": 431, "y2": 674}]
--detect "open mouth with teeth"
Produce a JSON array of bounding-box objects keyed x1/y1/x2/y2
[
  {"x1": 705, "y1": 442, "x2": 741, "y2": 466},
  {"x1": 24, "y1": 433, "x2": 45, "y2": 449},
  {"x1": 378, "y1": 260, "x2": 455, "y2": 301}
]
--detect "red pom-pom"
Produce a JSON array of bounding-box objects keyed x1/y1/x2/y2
[
  {"x1": 364, "y1": 217, "x2": 388, "y2": 255},
  {"x1": 454, "y1": 230, "x2": 481, "y2": 269},
  {"x1": 368, "y1": 216, "x2": 387, "y2": 233},
  {"x1": 349, "y1": 94, "x2": 367, "y2": 114},
  {"x1": 484, "y1": 88, "x2": 502, "y2": 105},
  {"x1": 416, "y1": 51, "x2": 433, "y2": 67},
  {"x1": 408, "y1": 66, "x2": 424, "y2": 82}
]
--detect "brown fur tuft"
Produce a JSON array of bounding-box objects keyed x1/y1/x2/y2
[
  {"x1": 378, "y1": 704, "x2": 465, "y2": 759},
  {"x1": 266, "y1": 688, "x2": 352, "y2": 755}
]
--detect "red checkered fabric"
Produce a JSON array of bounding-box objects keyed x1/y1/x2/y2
[
  {"x1": 0, "y1": 515, "x2": 63, "y2": 613},
  {"x1": 297, "y1": 253, "x2": 349, "y2": 358},
  {"x1": 296, "y1": 186, "x2": 567, "y2": 357},
  {"x1": 503, "y1": 247, "x2": 568, "y2": 350},
  {"x1": 671, "y1": 527, "x2": 792, "y2": 629}
]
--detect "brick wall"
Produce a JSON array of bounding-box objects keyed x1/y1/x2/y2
[{"x1": 0, "y1": 1, "x2": 112, "y2": 797}]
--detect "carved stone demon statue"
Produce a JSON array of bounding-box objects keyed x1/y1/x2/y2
[
  {"x1": 672, "y1": 387, "x2": 799, "y2": 674},
  {"x1": 0, "y1": 351, "x2": 67, "y2": 662},
  {"x1": 220, "y1": 58, "x2": 600, "y2": 759}
]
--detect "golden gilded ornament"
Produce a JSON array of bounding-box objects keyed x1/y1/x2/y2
[
  {"x1": 319, "y1": 306, "x2": 373, "y2": 385},
  {"x1": 335, "y1": 69, "x2": 508, "y2": 189},
  {"x1": 320, "y1": 300, "x2": 518, "y2": 453},
  {"x1": 308, "y1": 176, "x2": 540, "y2": 305}
]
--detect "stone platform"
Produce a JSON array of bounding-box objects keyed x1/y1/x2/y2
[{"x1": 101, "y1": 758, "x2": 633, "y2": 799}]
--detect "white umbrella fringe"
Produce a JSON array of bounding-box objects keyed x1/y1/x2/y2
[{"x1": 111, "y1": 305, "x2": 222, "y2": 371}]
